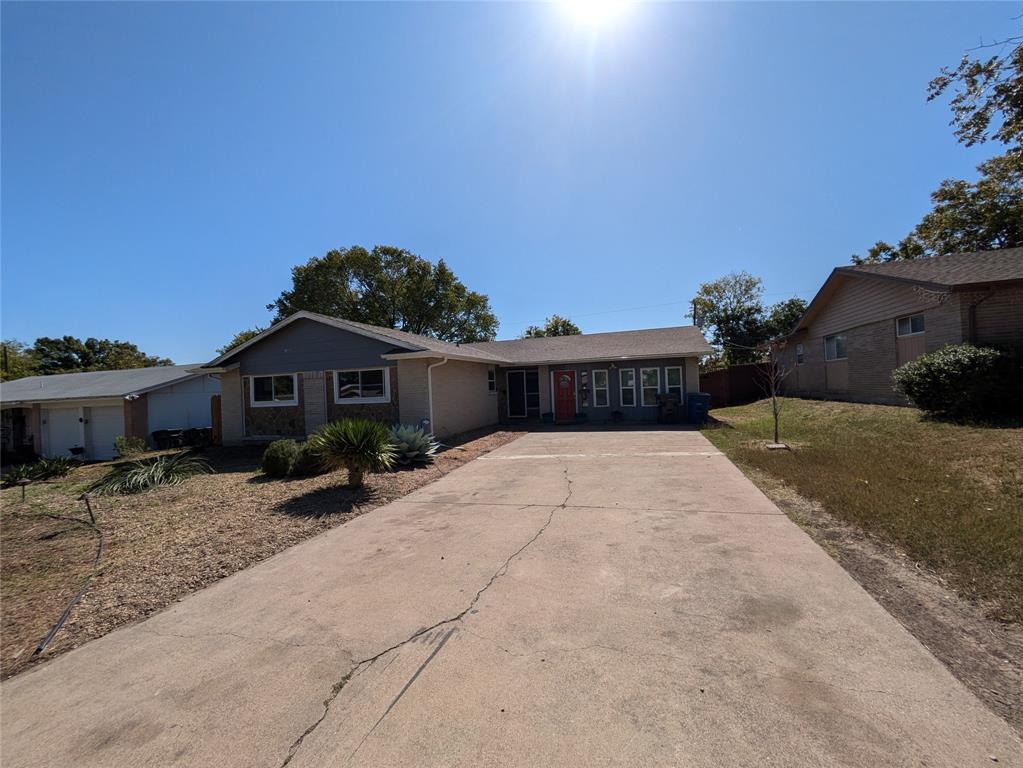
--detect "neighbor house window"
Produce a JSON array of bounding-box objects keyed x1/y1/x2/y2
[
  {"x1": 250, "y1": 374, "x2": 298, "y2": 407},
  {"x1": 665, "y1": 367, "x2": 683, "y2": 400},
  {"x1": 896, "y1": 314, "x2": 925, "y2": 337},
  {"x1": 592, "y1": 370, "x2": 609, "y2": 407},
  {"x1": 620, "y1": 369, "x2": 636, "y2": 407},
  {"x1": 640, "y1": 368, "x2": 660, "y2": 406},
  {"x1": 824, "y1": 334, "x2": 847, "y2": 361},
  {"x1": 795, "y1": 344, "x2": 805, "y2": 364},
  {"x1": 335, "y1": 367, "x2": 390, "y2": 404},
  {"x1": 487, "y1": 368, "x2": 497, "y2": 393}
]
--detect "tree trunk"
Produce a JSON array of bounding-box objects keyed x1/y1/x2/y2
[{"x1": 346, "y1": 462, "x2": 364, "y2": 487}]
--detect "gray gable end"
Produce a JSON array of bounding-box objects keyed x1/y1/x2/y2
[{"x1": 229, "y1": 318, "x2": 399, "y2": 376}]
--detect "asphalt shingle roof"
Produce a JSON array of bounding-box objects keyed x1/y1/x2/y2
[
  {"x1": 469, "y1": 326, "x2": 714, "y2": 364},
  {"x1": 0, "y1": 365, "x2": 204, "y2": 404},
  {"x1": 841, "y1": 247, "x2": 1023, "y2": 287}
]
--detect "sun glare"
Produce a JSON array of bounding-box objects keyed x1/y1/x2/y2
[{"x1": 559, "y1": 0, "x2": 633, "y2": 29}]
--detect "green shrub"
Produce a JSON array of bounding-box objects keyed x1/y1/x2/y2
[
  {"x1": 389, "y1": 424, "x2": 440, "y2": 466},
  {"x1": 893, "y1": 344, "x2": 1021, "y2": 421},
  {"x1": 32, "y1": 456, "x2": 80, "y2": 480},
  {"x1": 89, "y1": 452, "x2": 213, "y2": 496},
  {"x1": 307, "y1": 418, "x2": 396, "y2": 487},
  {"x1": 1, "y1": 457, "x2": 79, "y2": 487},
  {"x1": 290, "y1": 442, "x2": 324, "y2": 477},
  {"x1": 262, "y1": 439, "x2": 300, "y2": 477},
  {"x1": 115, "y1": 436, "x2": 148, "y2": 457},
  {"x1": 1, "y1": 463, "x2": 35, "y2": 487}
]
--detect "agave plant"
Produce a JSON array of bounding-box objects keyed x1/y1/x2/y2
[
  {"x1": 307, "y1": 418, "x2": 396, "y2": 487},
  {"x1": 89, "y1": 451, "x2": 213, "y2": 496},
  {"x1": 1, "y1": 463, "x2": 35, "y2": 488},
  {"x1": 389, "y1": 424, "x2": 440, "y2": 466}
]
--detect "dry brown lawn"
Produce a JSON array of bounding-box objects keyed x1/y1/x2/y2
[
  {"x1": 0, "y1": 429, "x2": 522, "y2": 679},
  {"x1": 704, "y1": 398, "x2": 1023, "y2": 623}
]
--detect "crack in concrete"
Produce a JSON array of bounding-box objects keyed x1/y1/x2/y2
[
  {"x1": 278, "y1": 501, "x2": 562, "y2": 768},
  {"x1": 391, "y1": 498, "x2": 783, "y2": 516}
]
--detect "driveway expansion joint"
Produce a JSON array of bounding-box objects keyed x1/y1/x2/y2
[{"x1": 278, "y1": 503, "x2": 561, "y2": 768}]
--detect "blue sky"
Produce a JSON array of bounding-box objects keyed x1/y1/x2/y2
[{"x1": 1, "y1": 1, "x2": 1014, "y2": 363}]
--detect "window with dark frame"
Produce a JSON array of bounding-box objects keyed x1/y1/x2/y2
[
  {"x1": 795, "y1": 344, "x2": 804, "y2": 364},
  {"x1": 896, "y1": 314, "x2": 925, "y2": 337},
  {"x1": 824, "y1": 334, "x2": 847, "y2": 361},
  {"x1": 251, "y1": 374, "x2": 297, "y2": 405}
]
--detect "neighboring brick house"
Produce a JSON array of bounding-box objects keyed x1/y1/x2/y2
[
  {"x1": 779, "y1": 247, "x2": 1023, "y2": 404},
  {"x1": 200, "y1": 311, "x2": 713, "y2": 442}
]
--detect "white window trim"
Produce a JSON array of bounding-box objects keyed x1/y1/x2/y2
[
  {"x1": 896, "y1": 314, "x2": 926, "y2": 337},
  {"x1": 664, "y1": 366, "x2": 683, "y2": 398},
  {"x1": 487, "y1": 367, "x2": 497, "y2": 395},
  {"x1": 824, "y1": 334, "x2": 848, "y2": 362},
  {"x1": 640, "y1": 367, "x2": 660, "y2": 407},
  {"x1": 333, "y1": 366, "x2": 391, "y2": 405},
  {"x1": 619, "y1": 368, "x2": 636, "y2": 408},
  {"x1": 249, "y1": 373, "x2": 299, "y2": 408},
  {"x1": 592, "y1": 369, "x2": 610, "y2": 408}
]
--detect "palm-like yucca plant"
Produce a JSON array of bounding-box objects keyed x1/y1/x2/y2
[
  {"x1": 89, "y1": 452, "x2": 213, "y2": 496},
  {"x1": 389, "y1": 424, "x2": 440, "y2": 466},
  {"x1": 308, "y1": 418, "x2": 396, "y2": 487}
]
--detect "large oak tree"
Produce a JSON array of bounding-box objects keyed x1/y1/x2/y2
[{"x1": 268, "y1": 246, "x2": 499, "y2": 343}]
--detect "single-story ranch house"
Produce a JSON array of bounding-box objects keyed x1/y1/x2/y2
[
  {"x1": 0, "y1": 366, "x2": 221, "y2": 460},
  {"x1": 780, "y1": 247, "x2": 1023, "y2": 404},
  {"x1": 199, "y1": 312, "x2": 713, "y2": 442}
]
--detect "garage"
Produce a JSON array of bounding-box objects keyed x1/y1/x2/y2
[
  {"x1": 2, "y1": 365, "x2": 221, "y2": 461},
  {"x1": 85, "y1": 405, "x2": 125, "y2": 460}
]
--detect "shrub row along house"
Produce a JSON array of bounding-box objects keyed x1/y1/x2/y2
[
  {"x1": 779, "y1": 248, "x2": 1023, "y2": 404},
  {"x1": 198, "y1": 312, "x2": 713, "y2": 443}
]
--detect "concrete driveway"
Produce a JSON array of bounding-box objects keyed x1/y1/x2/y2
[{"x1": 2, "y1": 430, "x2": 1019, "y2": 767}]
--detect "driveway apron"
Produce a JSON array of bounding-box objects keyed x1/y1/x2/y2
[{"x1": 2, "y1": 430, "x2": 1019, "y2": 767}]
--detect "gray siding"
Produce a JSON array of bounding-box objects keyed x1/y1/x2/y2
[
  {"x1": 501, "y1": 358, "x2": 697, "y2": 424},
  {"x1": 230, "y1": 319, "x2": 399, "y2": 376}
]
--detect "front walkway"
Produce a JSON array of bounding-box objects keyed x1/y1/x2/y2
[{"x1": 2, "y1": 431, "x2": 1019, "y2": 766}]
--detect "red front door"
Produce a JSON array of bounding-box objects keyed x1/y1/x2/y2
[{"x1": 554, "y1": 370, "x2": 576, "y2": 424}]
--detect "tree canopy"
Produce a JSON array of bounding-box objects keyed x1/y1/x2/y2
[
  {"x1": 522, "y1": 315, "x2": 582, "y2": 338},
  {"x1": 691, "y1": 272, "x2": 807, "y2": 365},
  {"x1": 1, "y1": 340, "x2": 40, "y2": 382},
  {"x1": 3, "y1": 336, "x2": 174, "y2": 378},
  {"x1": 217, "y1": 327, "x2": 266, "y2": 355},
  {"x1": 268, "y1": 246, "x2": 499, "y2": 343},
  {"x1": 853, "y1": 29, "x2": 1022, "y2": 264}
]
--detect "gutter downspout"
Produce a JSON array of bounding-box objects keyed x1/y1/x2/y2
[{"x1": 426, "y1": 357, "x2": 449, "y2": 432}]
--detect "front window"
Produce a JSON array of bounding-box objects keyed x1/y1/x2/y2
[
  {"x1": 640, "y1": 367, "x2": 660, "y2": 406},
  {"x1": 487, "y1": 368, "x2": 496, "y2": 393},
  {"x1": 795, "y1": 344, "x2": 805, "y2": 364},
  {"x1": 896, "y1": 314, "x2": 925, "y2": 337},
  {"x1": 592, "y1": 370, "x2": 609, "y2": 407},
  {"x1": 620, "y1": 369, "x2": 636, "y2": 407},
  {"x1": 335, "y1": 367, "x2": 390, "y2": 404},
  {"x1": 665, "y1": 367, "x2": 682, "y2": 400},
  {"x1": 251, "y1": 374, "x2": 298, "y2": 406},
  {"x1": 824, "y1": 334, "x2": 847, "y2": 361}
]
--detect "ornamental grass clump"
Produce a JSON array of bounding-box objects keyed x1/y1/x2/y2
[
  {"x1": 389, "y1": 424, "x2": 440, "y2": 466},
  {"x1": 89, "y1": 451, "x2": 213, "y2": 496},
  {"x1": 307, "y1": 418, "x2": 396, "y2": 487}
]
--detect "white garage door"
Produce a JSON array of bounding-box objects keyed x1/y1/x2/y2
[
  {"x1": 86, "y1": 406, "x2": 124, "y2": 460},
  {"x1": 42, "y1": 408, "x2": 83, "y2": 459}
]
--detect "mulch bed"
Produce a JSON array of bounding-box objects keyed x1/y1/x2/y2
[{"x1": 0, "y1": 428, "x2": 522, "y2": 679}]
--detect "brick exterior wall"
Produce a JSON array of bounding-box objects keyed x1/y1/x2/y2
[{"x1": 243, "y1": 375, "x2": 307, "y2": 437}]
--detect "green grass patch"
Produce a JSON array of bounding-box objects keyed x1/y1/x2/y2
[{"x1": 704, "y1": 398, "x2": 1023, "y2": 622}]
